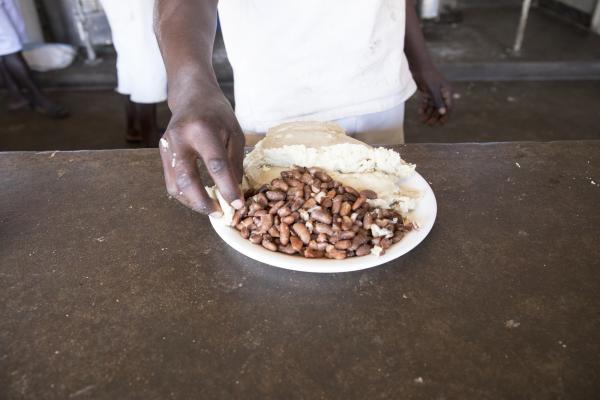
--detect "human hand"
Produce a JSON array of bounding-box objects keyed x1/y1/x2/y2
[
  {"x1": 413, "y1": 66, "x2": 453, "y2": 126},
  {"x1": 159, "y1": 92, "x2": 245, "y2": 216}
]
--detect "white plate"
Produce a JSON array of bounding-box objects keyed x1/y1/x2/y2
[{"x1": 210, "y1": 172, "x2": 437, "y2": 273}]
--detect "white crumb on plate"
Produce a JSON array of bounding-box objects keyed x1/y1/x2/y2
[{"x1": 370, "y1": 245, "x2": 383, "y2": 256}]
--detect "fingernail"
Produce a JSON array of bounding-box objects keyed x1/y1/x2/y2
[
  {"x1": 209, "y1": 211, "x2": 224, "y2": 218},
  {"x1": 209, "y1": 211, "x2": 223, "y2": 218},
  {"x1": 231, "y1": 199, "x2": 244, "y2": 210},
  {"x1": 439, "y1": 107, "x2": 447, "y2": 115}
]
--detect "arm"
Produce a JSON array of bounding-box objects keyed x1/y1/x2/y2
[
  {"x1": 404, "y1": 0, "x2": 453, "y2": 125},
  {"x1": 154, "y1": 0, "x2": 245, "y2": 215}
]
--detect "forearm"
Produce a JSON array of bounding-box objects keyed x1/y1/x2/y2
[
  {"x1": 404, "y1": 0, "x2": 435, "y2": 73},
  {"x1": 154, "y1": 0, "x2": 221, "y2": 109}
]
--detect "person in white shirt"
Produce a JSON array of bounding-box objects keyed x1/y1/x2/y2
[
  {"x1": 100, "y1": 0, "x2": 167, "y2": 145},
  {"x1": 154, "y1": 0, "x2": 452, "y2": 216},
  {"x1": 0, "y1": 0, "x2": 67, "y2": 117}
]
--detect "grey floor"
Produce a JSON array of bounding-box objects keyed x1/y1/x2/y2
[{"x1": 1, "y1": 80, "x2": 598, "y2": 152}]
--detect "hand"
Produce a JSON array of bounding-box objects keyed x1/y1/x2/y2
[
  {"x1": 413, "y1": 66, "x2": 453, "y2": 126},
  {"x1": 159, "y1": 92, "x2": 245, "y2": 216}
]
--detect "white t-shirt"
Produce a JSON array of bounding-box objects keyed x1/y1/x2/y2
[{"x1": 218, "y1": 0, "x2": 417, "y2": 133}]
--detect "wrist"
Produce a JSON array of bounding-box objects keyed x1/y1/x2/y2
[{"x1": 167, "y1": 64, "x2": 223, "y2": 111}]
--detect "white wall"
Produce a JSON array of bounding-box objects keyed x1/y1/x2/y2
[{"x1": 17, "y1": 0, "x2": 43, "y2": 43}]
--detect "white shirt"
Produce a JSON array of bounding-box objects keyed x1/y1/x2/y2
[{"x1": 218, "y1": 0, "x2": 417, "y2": 133}]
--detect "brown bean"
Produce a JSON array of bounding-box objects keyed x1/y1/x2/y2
[
  {"x1": 268, "y1": 200, "x2": 285, "y2": 214},
  {"x1": 346, "y1": 196, "x2": 358, "y2": 206},
  {"x1": 256, "y1": 214, "x2": 273, "y2": 234},
  {"x1": 316, "y1": 233, "x2": 328, "y2": 243},
  {"x1": 351, "y1": 234, "x2": 369, "y2": 250},
  {"x1": 352, "y1": 196, "x2": 366, "y2": 211},
  {"x1": 248, "y1": 202, "x2": 263, "y2": 216},
  {"x1": 265, "y1": 190, "x2": 285, "y2": 201},
  {"x1": 311, "y1": 209, "x2": 333, "y2": 224},
  {"x1": 341, "y1": 216, "x2": 353, "y2": 231},
  {"x1": 392, "y1": 231, "x2": 404, "y2": 244},
  {"x1": 231, "y1": 210, "x2": 242, "y2": 227},
  {"x1": 344, "y1": 186, "x2": 359, "y2": 196},
  {"x1": 278, "y1": 245, "x2": 297, "y2": 254},
  {"x1": 332, "y1": 195, "x2": 344, "y2": 214},
  {"x1": 286, "y1": 178, "x2": 303, "y2": 187},
  {"x1": 335, "y1": 240, "x2": 352, "y2": 250},
  {"x1": 268, "y1": 226, "x2": 280, "y2": 238},
  {"x1": 302, "y1": 198, "x2": 317, "y2": 209},
  {"x1": 271, "y1": 178, "x2": 289, "y2": 191},
  {"x1": 308, "y1": 240, "x2": 319, "y2": 250},
  {"x1": 277, "y1": 206, "x2": 291, "y2": 217},
  {"x1": 255, "y1": 192, "x2": 269, "y2": 206},
  {"x1": 280, "y1": 170, "x2": 294, "y2": 179},
  {"x1": 239, "y1": 227, "x2": 250, "y2": 239},
  {"x1": 339, "y1": 230, "x2": 356, "y2": 240},
  {"x1": 262, "y1": 239, "x2": 277, "y2": 252},
  {"x1": 321, "y1": 197, "x2": 333, "y2": 208},
  {"x1": 314, "y1": 223, "x2": 333, "y2": 235},
  {"x1": 301, "y1": 172, "x2": 313, "y2": 184},
  {"x1": 380, "y1": 238, "x2": 392, "y2": 249},
  {"x1": 241, "y1": 217, "x2": 254, "y2": 228},
  {"x1": 376, "y1": 218, "x2": 390, "y2": 228},
  {"x1": 339, "y1": 202, "x2": 352, "y2": 217},
  {"x1": 254, "y1": 209, "x2": 268, "y2": 217},
  {"x1": 314, "y1": 170, "x2": 332, "y2": 182},
  {"x1": 355, "y1": 244, "x2": 372, "y2": 256},
  {"x1": 282, "y1": 214, "x2": 296, "y2": 225},
  {"x1": 257, "y1": 184, "x2": 270, "y2": 193},
  {"x1": 303, "y1": 185, "x2": 312, "y2": 200},
  {"x1": 278, "y1": 222, "x2": 289, "y2": 245},
  {"x1": 363, "y1": 213, "x2": 374, "y2": 229},
  {"x1": 290, "y1": 236, "x2": 303, "y2": 251},
  {"x1": 359, "y1": 189, "x2": 378, "y2": 199},
  {"x1": 249, "y1": 233, "x2": 262, "y2": 244},
  {"x1": 290, "y1": 197, "x2": 305, "y2": 211},
  {"x1": 327, "y1": 248, "x2": 347, "y2": 260},
  {"x1": 315, "y1": 242, "x2": 328, "y2": 251},
  {"x1": 287, "y1": 187, "x2": 303, "y2": 198},
  {"x1": 292, "y1": 222, "x2": 311, "y2": 244},
  {"x1": 304, "y1": 248, "x2": 324, "y2": 258}
]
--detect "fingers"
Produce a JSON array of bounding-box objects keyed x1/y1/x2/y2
[
  {"x1": 441, "y1": 85, "x2": 453, "y2": 113},
  {"x1": 160, "y1": 134, "x2": 221, "y2": 216},
  {"x1": 186, "y1": 124, "x2": 244, "y2": 209},
  {"x1": 420, "y1": 84, "x2": 452, "y2": 126},
  {"x1": 431, "y1": 89, "x2": 446, "y2": 117},
  {"x1": 227, "y1": 131, "x2": 245, "y2": 184}
]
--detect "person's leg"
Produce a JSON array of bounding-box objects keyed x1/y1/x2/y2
[
  {"x1": 0, "y1": 56, "x2": 29, "y2": 109},
  {"x1": 124, "y1": 96, "x2": 143, "y2": 142},
  {"x1": 135, "y1": 102, "x2": 160, "y2": 147},
  {"x1": 2, "y1": 51, "x2": 68, "y2": 118}
]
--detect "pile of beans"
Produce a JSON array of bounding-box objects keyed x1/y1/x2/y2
[{"x1": 232, "y1": 167, "x2": 413, "y2": 259}]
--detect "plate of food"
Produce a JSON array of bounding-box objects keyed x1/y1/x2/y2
[{"x1": 209, "y1": 121, "x2": 437, "y2": 273}]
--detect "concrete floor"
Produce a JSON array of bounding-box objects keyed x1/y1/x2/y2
[
  {"x1": 1, "y1": 80, "x2": 598, "y2": 151},
  {"x1": 424, "y1": 6, "x2": 600, "y2": 64},
  {"x1": 1, "y1": 4, "x2": 599, "y2": 151}
]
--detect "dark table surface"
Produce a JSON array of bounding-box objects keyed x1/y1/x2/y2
[{"x1": 1, "y1": 141, "x2": 599, "y2": 400}]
